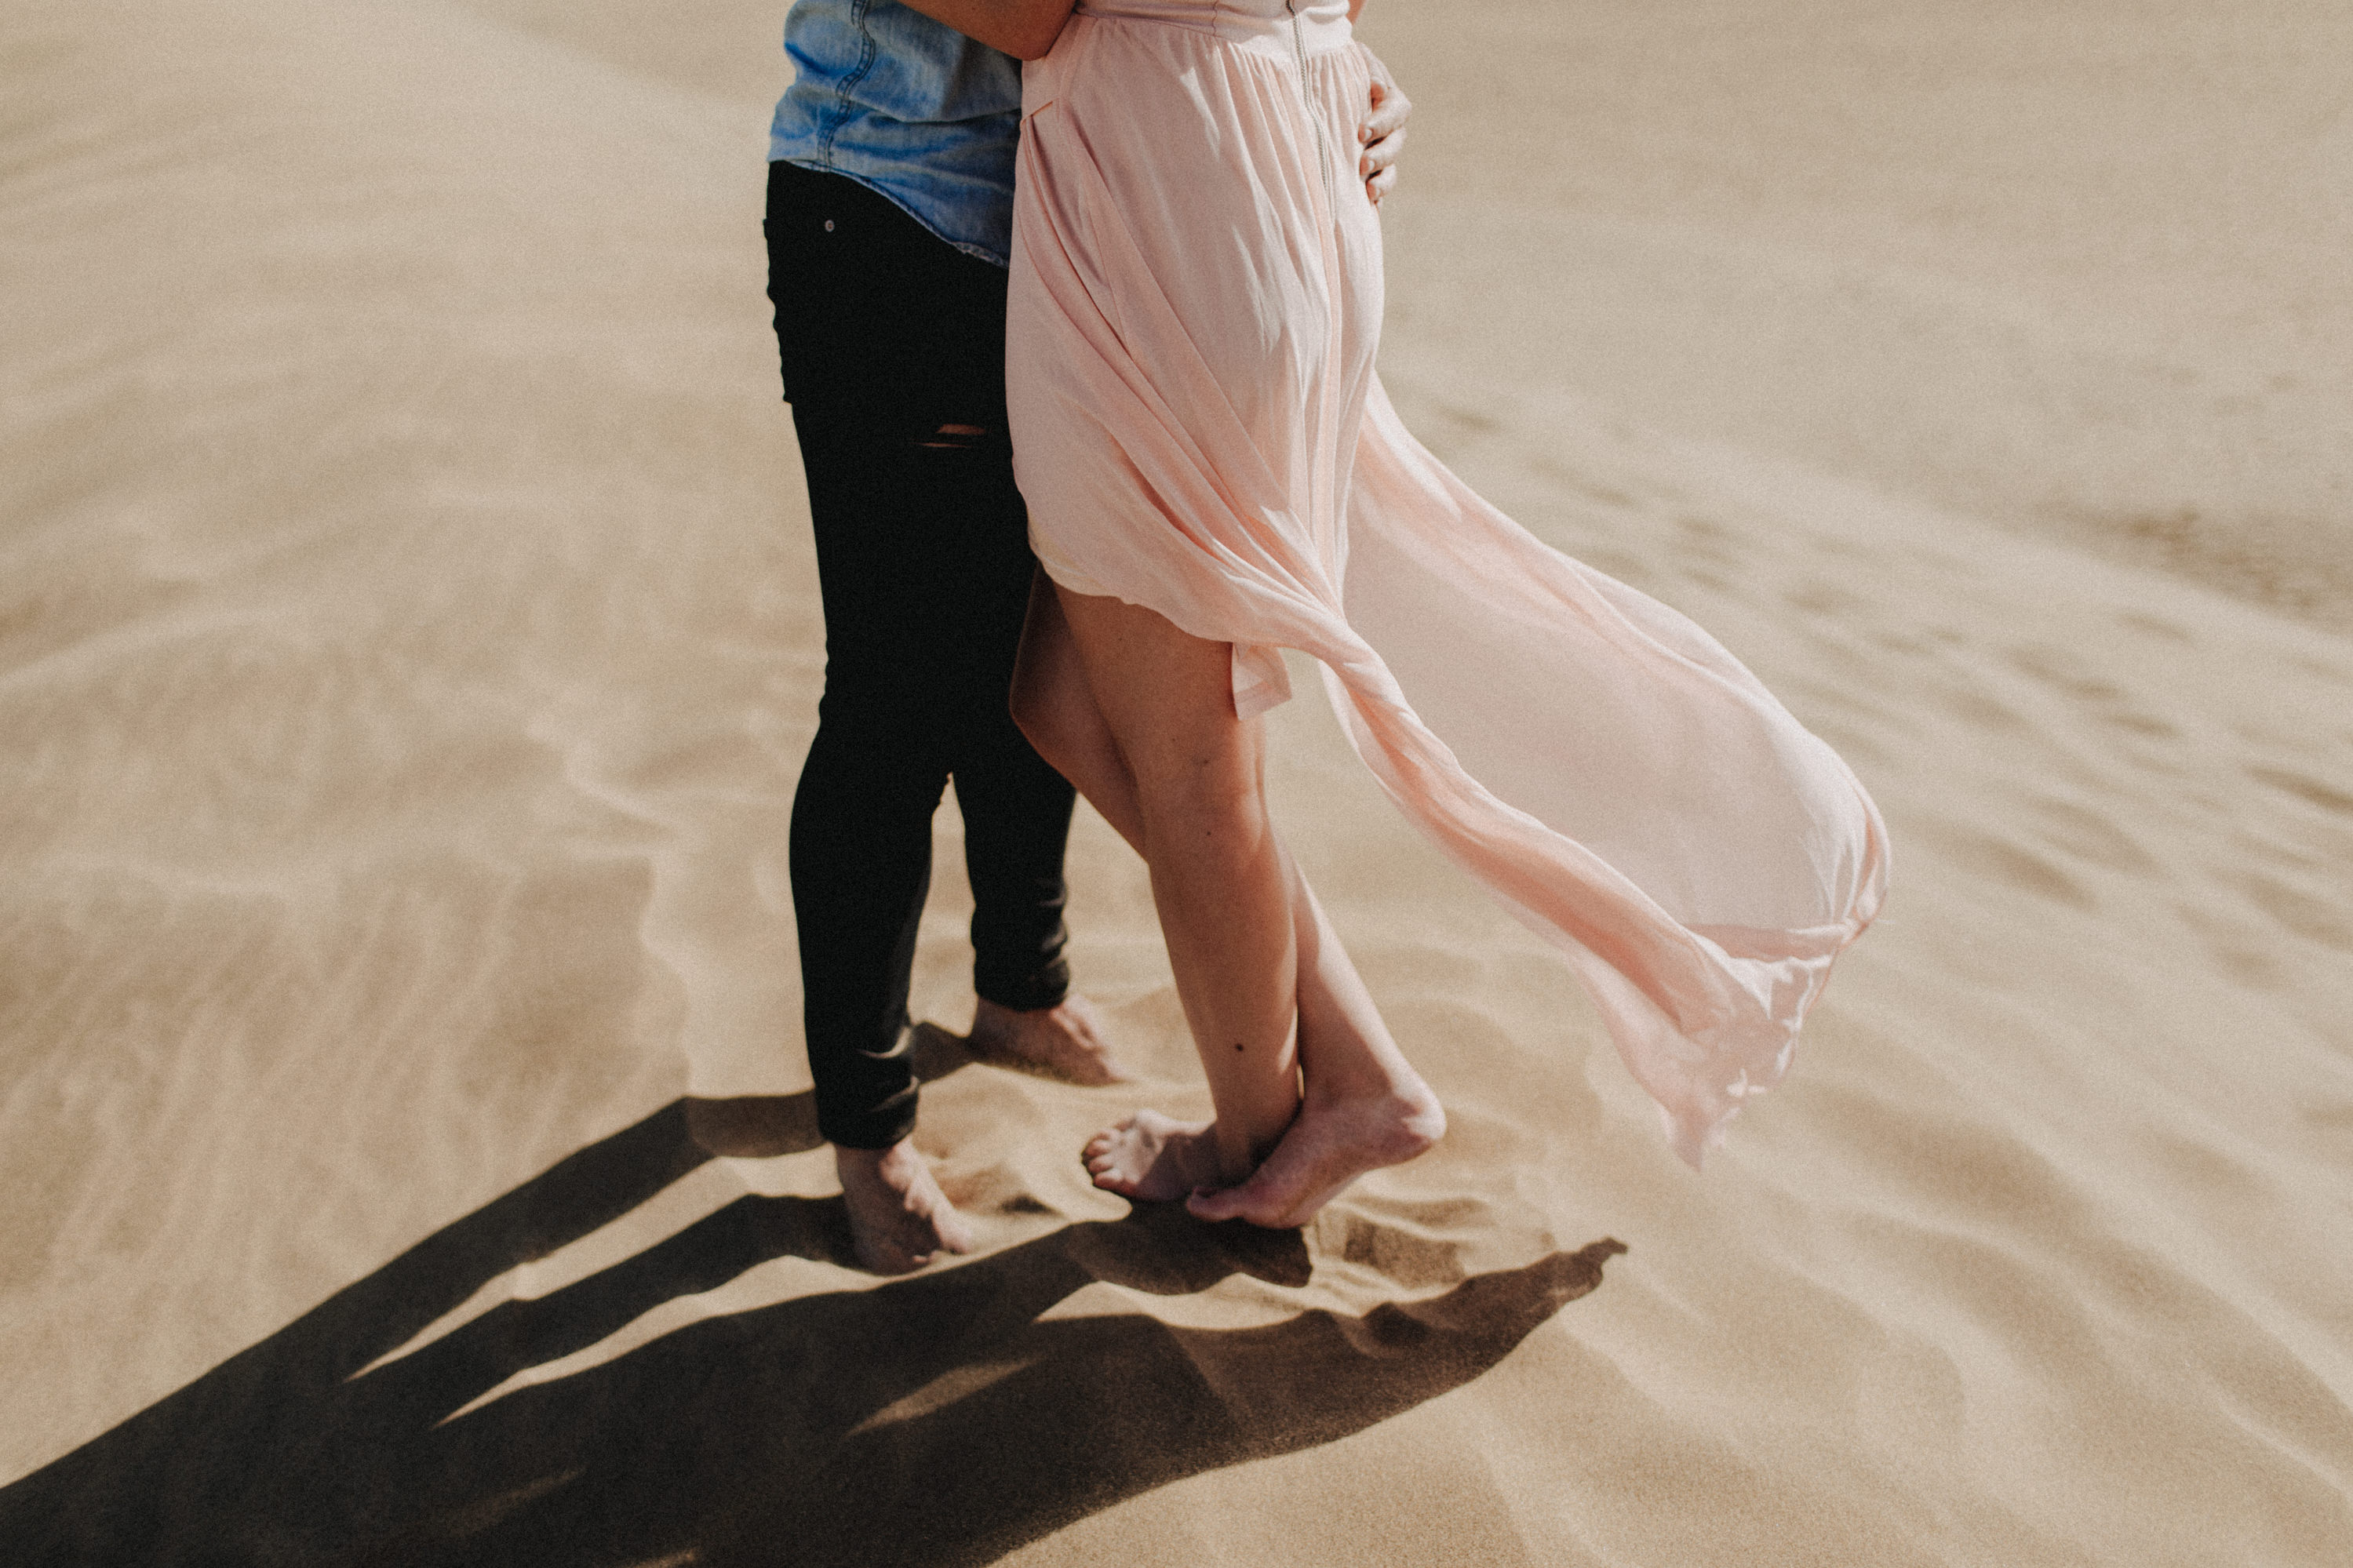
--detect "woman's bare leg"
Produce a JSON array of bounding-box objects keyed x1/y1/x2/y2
[
  {"x1": 1040, "y1": 584, "x2": 1302, "y2": 1186},
  {"x1": 1014, "y1": 574, "x2": 1443, "y2": 1222},
  {"x1": 1195, "y1": 848, "x2": 1445, "y2": 1225}
]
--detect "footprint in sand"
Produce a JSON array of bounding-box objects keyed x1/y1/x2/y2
[{"x1": 1306, "y1": 1208, "x2": 1475, "y2": 1290}]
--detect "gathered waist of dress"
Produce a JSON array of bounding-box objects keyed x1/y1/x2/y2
[{"x1": 1071, "y1": 0, "x2": 1353, "y2": 57}]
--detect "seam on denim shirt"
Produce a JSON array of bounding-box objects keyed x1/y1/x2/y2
[{"x1": 817, "y1": 0, "x2": 883, "y2": 167}]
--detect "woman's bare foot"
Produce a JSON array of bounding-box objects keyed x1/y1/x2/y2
[
  {"x1": 1186, "y1": 1080, "x2": 1445, "y2": 1230},
  {"x1": 836, "y1": 1141, "x2": 975, "y2": 1275},
  {"x1": 1082, "y1": 1108, "x2": 1229, "y2": 1202},
  {"x1": 967, "y1": 994, "x2": 1134, "y2": 1086}
]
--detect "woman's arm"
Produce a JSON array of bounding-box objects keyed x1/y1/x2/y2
[{"x1": 897, "y1": 0, "x2": 1078, "y2": 61}]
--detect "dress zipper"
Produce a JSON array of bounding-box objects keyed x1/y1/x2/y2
[{"x1": 1284, "y1": 0, "x2": 1339, "y2": 217}]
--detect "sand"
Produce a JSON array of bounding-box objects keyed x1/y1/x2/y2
[{"x1": 2, "y1": 0, "x2": 2348, "y2": 1562}]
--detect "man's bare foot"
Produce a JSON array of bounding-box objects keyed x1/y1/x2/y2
[
  {"x1": 836, "y1": 1141, "x2": 975, "y2": 1275},
  {"x1": 1186, "y1": 1081, "x2": 1445, "y2": 1230},
  {"x1": 967, "y1": 994, "x2": 1134, "y2": 1086},
  {"x1": 1082, "y1": 1108, "x2": 1228, "y2": 1202}
]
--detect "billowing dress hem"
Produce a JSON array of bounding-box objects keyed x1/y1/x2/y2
[{"x1": 1007, "y1": 7, "x2": 1889, "y2": 1166}]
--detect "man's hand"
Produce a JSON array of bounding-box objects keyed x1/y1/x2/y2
[{"x1": 1359, "y1": 71, "x2": 1411, "y2": 205}]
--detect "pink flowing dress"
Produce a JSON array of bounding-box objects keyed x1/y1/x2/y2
[{"x1": 1005, "y1": 0, "x2": 1890, "y2": 1166}]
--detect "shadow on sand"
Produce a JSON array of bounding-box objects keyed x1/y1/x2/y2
[{"x1": 2, "y1": 1090, "x2": 1625, "y2": 1566}]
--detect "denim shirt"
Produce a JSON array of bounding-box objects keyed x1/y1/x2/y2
[{"x1": 769, "y1": 0, "x2": 1025, "y2": 267}]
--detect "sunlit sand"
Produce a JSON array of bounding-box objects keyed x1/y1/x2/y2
[{"x1": 2, "y1": 0, "x2": 2348, "y2": 1560}]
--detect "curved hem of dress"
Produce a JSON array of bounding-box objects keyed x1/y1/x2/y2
[
  {"x1": 770, "y1": 155, "x2": 1011, "y2": 269},
  {"x1": 1031, "y1": 551, "x2": 1297, "y2": 716}
]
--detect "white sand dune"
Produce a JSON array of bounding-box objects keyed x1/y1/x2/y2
[{"x1": 2, "y1": 0, "x2": 2349, "y2": 1562}]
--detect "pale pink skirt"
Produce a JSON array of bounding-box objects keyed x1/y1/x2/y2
[{"x1": 1006, "y1": 5, "x2": 1890, "y2": 1165}]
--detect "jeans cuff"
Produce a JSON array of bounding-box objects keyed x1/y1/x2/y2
[
  {"x1": 818, "y1": 1080, "x2": 919, "y2": 1151},
  {"x1": 974, "y1": 954, "x2": 1072, "y2": 1014}
]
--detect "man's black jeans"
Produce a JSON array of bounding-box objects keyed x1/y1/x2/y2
[{"x1": 765, "y1": 159, "x2": 1076, "y2": 1150}]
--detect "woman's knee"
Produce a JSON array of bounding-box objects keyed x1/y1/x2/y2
[{"x1": 1130, "y1": 740, "x2": 1266, "y2": 845}]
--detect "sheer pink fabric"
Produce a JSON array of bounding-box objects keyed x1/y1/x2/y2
[{"x1": 1006, "y1": 1, "x2": 1889, "y2": 1165}]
